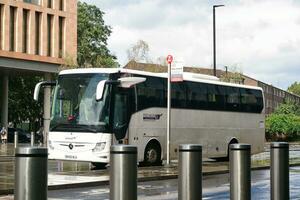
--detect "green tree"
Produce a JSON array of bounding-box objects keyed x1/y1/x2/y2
[
  {"x1": 266, "y1": 114, "x2": 300, "y2": 140},
  {"x1": 266, "y1": 101, "x2": 300, "y2": 141},
  {"x1": 8, "y1": 75, "x2": 43, "y2": 131},
  {"x1": 288, "y1": 81, "x2": 300, "y2": 96},
  {"x1": 77, "y1": 2, "x2": 118, "y2": 68},
  {"x1": 274, "y1": 101, "x2": 300, "y2": 116},
  {"x1": 219, "y1": 66, "x2": 245, "y2": 84},
  {"x1": 127, "y1": 40, "x2": 151, "y2": 63}
]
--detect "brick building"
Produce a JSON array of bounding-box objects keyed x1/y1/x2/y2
[
  {"x1": 0, "y1": 0, "x2": 77, "y2": 134},
  {"x1": 125, "y1": 61, "x2": 300, "y2": 115}
]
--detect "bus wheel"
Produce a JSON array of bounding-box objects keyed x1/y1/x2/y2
[
  {"x1": 91, "y1": 162, "x2": 107, "y2": 169},
  {"x1": 143, "y1": 141, "x2": 162, "y2": 166}
]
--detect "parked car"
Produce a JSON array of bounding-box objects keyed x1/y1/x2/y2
[{"x1": 7, "y1": 128, "x2": 31, "y2": 143}]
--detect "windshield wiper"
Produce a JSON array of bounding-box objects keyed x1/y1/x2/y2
[
  {"x1": 75, "y1": 125, "x2": 98, "y2": 133},
  {"x1": 50, "y1": 123, "x2": 69, "y2": 131},
  {"x1": 50, "y1": 123, "x2": 99, "y2": 133}
]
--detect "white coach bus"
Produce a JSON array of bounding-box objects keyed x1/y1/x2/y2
[{"x1": 34, "y1": 68, "x2": 265, "y2": 167}]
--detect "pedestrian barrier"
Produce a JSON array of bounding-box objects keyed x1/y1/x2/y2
[
  {"x1": 31, "y1": 131, "x2": 35, "y2": 146},
  {"x1": 110, "y1": 145, "x2": 137, "y2": 200},
  {"x1": 271, "y1": 142, "x2": 289, "y2": 200},
  {"x1": 14, "y1": 147, "x2": 48, "y2": 200},
  {"x1": 178, "y1": 144, "x2": 202, "y2": 200},
  {"x1": 14, "y1": 131, "x2": 18, "y2": 149},
  {"x1": 12, "y1": 143, "x2": 290, "y2": 199},
  {"x1": 230, "y1": 143, "x2": 251, "y2": 200}
]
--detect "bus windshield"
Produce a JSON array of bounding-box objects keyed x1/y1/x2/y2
[{"x1": 50, "y1": 73, "x2": 111, "y2": 133}]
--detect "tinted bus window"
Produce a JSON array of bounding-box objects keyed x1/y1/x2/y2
[
  {"x1": 186, "y1": 82, "x2": 207, "y2": 109},
  {"x1": 137, "y1": 76, "x2": 166, "y2": 110},
  {"x1": 207, "y1": 84, "x2": 225, "y2": 110},
  {"x1": 240, "y1": 88, "x2": 263, "y2": 113},
  {"x1": 225, "y1": 86, "x2": 240, "y2": 112},
  {"x1": 171, "y1": 82, "x2": 186, "y2": 108}
]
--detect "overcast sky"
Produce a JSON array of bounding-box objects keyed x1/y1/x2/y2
[{"x1": 81, "y1": 0, "x2": 300, "y2": 90}]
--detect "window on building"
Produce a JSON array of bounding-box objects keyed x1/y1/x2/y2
[
  {"x1": 35, "y1": 12, "x2": 41, "y2": 55},
  {"x1": 0, "y1": 4, "x2": 3, "y2": 50},
  {"x1": 23, "y1": 0, "x2": 40, "y2": 5},
  {"x1": 47, "y1": 0, "x2": 52, "y2": 8},
  {"x1": 47, "y1": 14, "x2": 53, "y2": 56},
  {"x1": 59, "y1": 0, "x2": 64, "y2": 11},
  {"x1": 9, "y1": 6, "x2": 17, "y2": 52},
  {"x1": 58, "y1": 17, "x2": 65, "y2": 58},
  {"x1": 22, "y1": 9, "x2": 29, "y2": 53}
]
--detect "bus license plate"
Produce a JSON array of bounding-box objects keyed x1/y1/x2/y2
[{"x1": 65, "y1": 155, "x2": 77, "y2": 159}]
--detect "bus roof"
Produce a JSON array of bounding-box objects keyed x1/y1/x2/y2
[{"x1": 59, "y1": 68, "x2": 263, "y2": 91}]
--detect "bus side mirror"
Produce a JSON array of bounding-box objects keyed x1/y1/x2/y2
[
  {"x1": 118, "y1": 77, "x2": 146, "y2": 88},
  {"x1": 96, "y1": 80, "x2": 107, "y2": 101},
  {"x1": 96, "y1": 77, "x2": 146, "y2": 101},
  {"x1": 34, "y1": 81, "x2": 56, "y2": 101}
]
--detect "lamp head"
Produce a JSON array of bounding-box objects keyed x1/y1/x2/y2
[{"x1": 213, "y1": 5, "x2": 225, "y2": 8}]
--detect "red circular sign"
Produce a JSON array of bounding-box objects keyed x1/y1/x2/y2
[{"x1": 166, "y1": 55, "x2": 173, "y2": 64}]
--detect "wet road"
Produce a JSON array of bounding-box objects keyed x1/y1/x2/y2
[{"x1": 45, "y1": 166, "x2": 300, "y2": 200}]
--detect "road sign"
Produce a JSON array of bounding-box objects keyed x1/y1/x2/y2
[
  {"x1": 166, "y1": 55, "x2": 173, "y2": 64},
  {"x1": 171, "y1": 59, "x2": 184, "y2": 82}
]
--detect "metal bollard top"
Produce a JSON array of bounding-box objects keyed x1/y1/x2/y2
[
  {"x1": 15, "y1": 147, "x2": 48, "y2": 157},
  {"x1": 110, "y1": 145, "x2": 137, "y2": 154},
  {"x1": 230, "y1": 143, "x2": 251, "y2": 150},
  {"x1": 179, "y1": 144, "x2": 202, "y2": 152},
  {"x1": 271, "y1": 142, "x2": 289, "y2": 149}
]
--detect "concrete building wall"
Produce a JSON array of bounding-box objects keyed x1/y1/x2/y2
[{"x1": 0, "y1": 0, "x2": 77, "y2": 65}]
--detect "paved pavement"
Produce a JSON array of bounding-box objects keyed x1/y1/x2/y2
[{"x1": 1, "y1": 142, "x2": 300, "y2": 197}]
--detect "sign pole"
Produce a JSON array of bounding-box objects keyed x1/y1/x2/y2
[
  {"x1": 166, "y1": 55, "x2": 173, "y2": 165},
  {"x1": 167, "y1": 62, "x2": 171, "y2": 165}
]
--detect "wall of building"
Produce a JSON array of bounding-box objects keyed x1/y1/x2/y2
[{"x1": 0, "y1": 0, "x2": 77, "y2": 65}]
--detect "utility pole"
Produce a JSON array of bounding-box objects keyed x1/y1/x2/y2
[{"x1": 213, "y1": 5, "x2": 224, "y2": 77}]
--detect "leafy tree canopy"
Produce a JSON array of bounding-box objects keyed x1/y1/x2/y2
[
  {"x1": 77, "y1": 2, "x2": 118, "y2": 68},
  {"x1": 8, "y1": 75, "x2": 43, "y2": 131},
  {"x1": 288, "y1": 81, "x2": 300, "y2": 96},
  {"x1": 127, "y1": 40, "x2": 151, "y2": 63},
  {"x1": 274, "y1": 101, "x2": 300, "y2": 116}
]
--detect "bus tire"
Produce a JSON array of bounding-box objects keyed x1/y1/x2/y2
[
  {"x1": 91, "y1": 162, "x2": 107, "y2": 169},
  {"x1": 143, "y1": 141, "x2": 162, "y2": 166}
]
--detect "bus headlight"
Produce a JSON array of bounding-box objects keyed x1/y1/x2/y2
[{"x1": 92, "y1": 142, "x2": 106, "y2": 152}]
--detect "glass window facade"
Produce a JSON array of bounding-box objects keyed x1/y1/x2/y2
[
  {"x1": 9, "y1": 6, "x2": 16, "y2": 51},
  {"x1": 22, "y1": 9, "x2": 29, "y2": 53},
  {"x1": 23, "y1": 0, "x2": 40, "y2": 5}
]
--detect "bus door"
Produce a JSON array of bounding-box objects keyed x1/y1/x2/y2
[{"x1": 112, "y1": 87, "x2": 134, "y2": 144}]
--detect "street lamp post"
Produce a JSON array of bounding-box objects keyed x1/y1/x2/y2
[{"x1": 213, "y1": 5, "x2": 224, "y2": 77}]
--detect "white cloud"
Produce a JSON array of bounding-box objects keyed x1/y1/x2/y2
[{"x1": 81, "y1": 0, "x2": 300, "y2": 89}]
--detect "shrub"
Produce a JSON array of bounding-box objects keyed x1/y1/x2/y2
[{"x1": 266, "y1": 114, "x2": 300, "y2": 141}]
